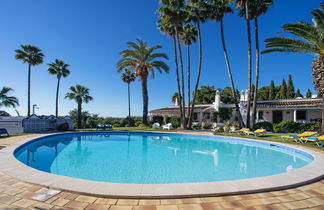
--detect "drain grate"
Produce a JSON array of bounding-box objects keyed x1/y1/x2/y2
[{"x1": 31, "y1": 189, "x2": 61, "y2": 201}]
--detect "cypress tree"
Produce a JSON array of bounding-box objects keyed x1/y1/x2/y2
[
  {"x1": 268, "y1": 80, "x2": 275, "y2": 100},
  {"x1": 306, "y1": 89, "x2": 312, "y2": 98},
  {"x1": 279, "y1": 79, "x2": 287, "y2": 99},
  {"x1": 295, "y1": 89, "x2": 303, "y2": 98},
  {"x1": 287, "y1": 74, "x2": 295, "y2": 98}
]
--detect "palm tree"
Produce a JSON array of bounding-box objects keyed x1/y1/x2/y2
[
  {"x1": 207, "y1": 0, "x2": 245, "y2": 128},
  {"x1": 157, "y1": 0, "x2": 187, "y2": 128},
  {"x1": 117, "y1": 38, "x2": 169, "y2": 125},
  {"x1": 48, "y1": 59, "x2": 71, "y2": 117},
  {"x1": 262, "y1": 2, "x2": 324, "y2": 133},
  {"x1": 121, "y1": 69, "x2": 136, "y2": 118},
  {"x1": 65, "y1": 85, "x2": 93, "y2": 129},
  {"x1": 239, "y1": 0, "x2": 273, "y2": 128},
  {"x1": 180, "y1": 23, "x2": 197, "y2": 117},
  {"x1": 0, "y1": 87, "x2": 19, "y2": 108},
  {"x1": 15, "y1": 45, "x2": 44, "y2": 116},
  {"x1": 235, "y1": 0, "x2": 252, "y2": 128},
  {"x1": 186, "y1": 0, "x2": 209, "y2": 128}
]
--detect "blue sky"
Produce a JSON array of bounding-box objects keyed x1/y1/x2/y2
[{"x1": 0, "y1": 0, "x2": 321, "y2": 117}]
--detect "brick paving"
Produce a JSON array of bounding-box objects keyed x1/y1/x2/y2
[{"x1": 0, "y1": 134, "x2": 323, "y2": 209}]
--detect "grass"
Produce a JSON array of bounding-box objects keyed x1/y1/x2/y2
[
  {"x1": 0, "y1": 133, "x2": 27, "y2": 139},
  {"x1": 213, "y1": 132, "x2": 324, "y2": 150}
]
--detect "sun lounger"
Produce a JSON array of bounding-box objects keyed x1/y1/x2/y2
[
  {"x1": 281, "y1": 132, "x2": 317, "y2": 143},
  {"x1": 162, "y1": 123, "x2": 173, "y2": 130},
  {"x1": 104, "y1": 124, "x2": 112, "y2": 129},
  {"x1": 301, "y1": 135, "x2": 324, "y2": 147},
  {"x1": 245, "y1": 129, "x2": 267, "y2": 136},
  {"x1": 0, "y1": 128, "x2": 9, "y2": 137},
  {"x1": 96, "y1": 124, "x2": 105, "y2": 130},
  {"x1": 234, "y1": 128, "x2": 250, "y2": 135}
]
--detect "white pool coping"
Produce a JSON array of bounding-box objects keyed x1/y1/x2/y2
[{"x1": 0, "y1": 132, "x2": 323, "y2": 198}]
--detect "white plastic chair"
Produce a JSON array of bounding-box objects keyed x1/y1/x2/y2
[{"x1": 162, "y1": 123, "x2": 173, "y2": 130}]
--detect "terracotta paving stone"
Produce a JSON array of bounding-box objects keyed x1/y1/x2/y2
[
  {"x1": 28, "y1": 201, "x2": 54, "y2": 210},
  {"x1": 301, "y1": 198, "x2": 323, "y2": 208},
  {"x1": 133, "y1": 205, "x2": 157, "y2": 210},
  {"x1": 11, "y1": 198, "x2": 36, "y2": 208},
  {"x1": 65, "y1": 193, "x2": 79, "y2": 200},
  {"x1": 109, "y1": 206, "x2": 133, "y2": 210},
  {"x1": 240, "y1": 199, "x2": 264, "y2": 207},
  {"x1": 156, "y1": 205, "x2": 179, "y2": 210},
  {"x1": 44, "y1": 195, "x2": 59, "y2": 204},
  {"x1": 16, "y1": 191, "x2": 37, "y2": 199},
  {"x1": 51, "y1": 198, "x2": 70, "y2": 207},
  {"x1": 56, "y1": 192, "x2": 72, "y2": 199},
  {"x1": 0, "y1": 194, "x2": 21, "y2": 205},
  {"x1": 3, "y1": 187, "x2": 24, "y2": 196},
  {"x1": 201, "y1": 202, "x2": 224, "y2": 210},
  {"x1": 282, "y1": 200, "x2": 309, "y2": 209},
  {"x1": 305, "y1": 197, "x2": 323, "y2": 206},
  {"x1": 258, "y1": 197, "x2": 281, "y2": 205},
  {"x1": 75, "y1": 195, "x2": 97, "y2": 203},
  {"x1": 139, "y1": 199, "x2": 161, "y2": 205},
  {"x1": 181, "y1": 198, "x2": 202, "y2": 204},
  {"x1": 95, "y1": 198, "x2": 117, "y2": 205},
  {"x1": 178, "y1": 203, "x2": 203, "y2": 210},
  {"x1": 24, "y1": 186, "x2": 42, "y2": 192},
  {"x1": 275, "y1": 195, "x2": 297, "y2": 202},
  {"x1": 160, "y1": 199, "x2": 182, "y2": 205},
  {"x1": 117, "y1": 199, "x2": 139, "y2": 206},
  {"x1": 200, "y1": 197, "x2": 225, "y2": 203},
  {"x1": 290, "y1": 192, "x2": 312, "y2": 200},
  {"x1": 85, "y1": 203, "x2": 110, "y2": 210},
  {"x1": 64, "y1": 200, "x2": 89, "y2": 210},
  {"x1": 219, "y1": 200, "x2": 244, "y2": 208},
  {"x1": 51, "y1": 207, "x2": 71, "y2": 210},
  {"x1": 304, "y1": 189, "x2": 323, "y2": 197},
  {"x1": 309, "y1": 206, "x2": 324, "y2": 210}
]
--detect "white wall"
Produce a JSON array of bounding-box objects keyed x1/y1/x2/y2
[
  {"x1": 283, "y1": 110, "x2": 293, "y2": 121},
  {"x1": 308, "y1": 109, "x2": 322, "y2": 121}
]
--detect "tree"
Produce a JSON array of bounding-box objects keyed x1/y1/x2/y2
[
  {"x1": 235, "y1": 0, "x2": 253, "y2": 128},
  {"x1": 207, "y1": 0, "x2": 245, "y2": 128},
  {"x1": 186, "y1": 0, "x2": 209, "y2": 128},
  {"x1": 65, "y1": 85, "x2": 93, "y2": 129},
  {"x1": 257, "y1": 86, "x2": 270, "y2": 100},
  {"x1": 180, "y1": 23, "x2": 197, "y2": 117},
  {"x1": 221, "y1": 87, "x2": 238, "y2": 104},
  {"x1": 157, "y1": 0, "x2": 187, "y2": 128},
  {"x1": 69, "y1": 109, "x2": 91, "y2": 129},
  {"x1": 195, "y1": 86, "x2": 216, "y2": 104},
  {"x1": 121, "y1": 69, "x2": 136, "y2": 118},
  {"x1": 48, "y1": 59, "x2": 70, "y2": 117},
  {"x1": 262, "y1": 2, "x2": 324, "y2": 133},
  {"x1": 295, "y1": 89, "x2": 303, "y2": 98},
  {"x1": 268, "y1": 80, "x2": 275, "y2": 100},
  {"x1": 279, "y1": 79, "x2": 287, "y2": 99},
  {"x1": 117, "y1": 39, "x2": 169, "y2": 125},
  {"x1": 0, "y1": 87, "x2": 19, "y2": 108},
  {"x1": 287, "y1": 74, "x2": 295, "y2": 98},
  {"x1": 15, "y1": 45, "x2": 44, "y2": 116},
  {"x1": 306, "y1": 89, "x2": 312, "y2": 98}
]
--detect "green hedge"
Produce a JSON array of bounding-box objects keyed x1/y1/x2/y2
[
  {"x1": 273, "y1": 120, "x2": 321, "y2": 133},
  {"x1": 254, "y1": 121, "x2": 274, "y2": 131}
]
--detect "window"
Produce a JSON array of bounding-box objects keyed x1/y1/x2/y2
[
  {"x1": 258, "y1": 111, "x2": 263, "y2": 120},
  {"x1": 193, "y1": 113, "x2": 198, "y2": 120},
  {"x1": 203, "y1": 112, "x2": 210, "y2": 120},
  {"x1": 297, "y1": 110, "x2": 307, "y2": 120}
]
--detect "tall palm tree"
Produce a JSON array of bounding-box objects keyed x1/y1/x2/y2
[
  {"x1": 48, "y1": 59, "x2": 70, "y2": 117},
  {"x1": 186, "y1": 0, "x2": 209, "y2": 128},
  {"x1": 0, "y1": 87, "x2": 19, "y2": 108},
  {"x1": 262, "y1": 2, "x2": 324, "y2": 133},
  {"x1": 235, "y1": 0, "x2": 252, "y2": 128},
  {"x1": 65, "y1": 85, "x2": 93, "y2": 129},
  {"x1": 157, "y1": 0, "x2": 187, "y2": 128},
  {"x1": 180, "y1": 23, "x2": 197, "y2": 117},
  {"x1": 15, "y1": 45, "x2": 44, "y2": 116},
  {"x1": 207, "y1": 0, "x2": 245, "y2": 128},
  {"x1": 117, "y1": 38, "x2": 169, "y2": 125},
  {"x1": 239, "y1": 0, "x2": 273, "y2": 128},
  {"x1": 121, "y1": 69, "x2": 136, "y2": 118}
]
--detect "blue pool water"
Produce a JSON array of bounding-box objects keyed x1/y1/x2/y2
[{"x1": 14, "y1": 132, "x2": 313, "y2": 184}]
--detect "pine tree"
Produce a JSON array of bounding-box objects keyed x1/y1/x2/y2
[
  {"x1": 279, "y1": 79, "x2": 287, "y2": 99},
  {"x1": 306, "y1": 89, "x2": 312, "y2": 98},
  {"x1": 268, "y1": 80, "x2": 275, "y2": 100},
  {"x1": 286, "y1": 74, "x2": 295, "y2": 98},
  {"x1": 295, "y1": 89, "x2": 303, "y2": 98}
]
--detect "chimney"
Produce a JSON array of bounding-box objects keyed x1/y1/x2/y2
[
  {"x1": 240, "y1": 90, "x2": 246, "y2": 101},
  {"x1": 214, "y1": 90, "x2": 221, "y2": 111},
  {"x1": 174, "y1": 97, "x2": 179, "y2": 106}
]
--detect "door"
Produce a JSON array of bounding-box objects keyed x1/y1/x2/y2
[{"x1": 273, "y1": 111, "x2": 283, "y2": 123}]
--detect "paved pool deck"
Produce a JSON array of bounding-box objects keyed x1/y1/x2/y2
[{"x1": 0, "y1": 133, "x2": 323, "y2": 209}]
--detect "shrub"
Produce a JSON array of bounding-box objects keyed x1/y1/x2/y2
[
  {"x1": 58, "y1": 123, "x2": 69, "y2": 131},
  {"x1": 202, "y1": 121, "x2": 212, "y2": 129},
  {"x1": 134, "y1": 121, "x2": 142, "y2": 127},
  {"x1": 298, "y1": 122, "x2": 321, "y2": 132},
  {"x1": 274, "y1": 120, "x2": 299, "y2": 133},
  {"x1": 213, "y1": 126, "x2": 224, "y2": 133},
  {"x1": 254, "y1": 121, "x2": 273, "y2": 131},
  {"x1": 192, "y1": 123, "x2": 200, "y2": 130},
  {"x1": 166, "y1": 116, "x2": 181, "y2": 128},
  {"x1": 152, "y1": 116, "x2": 164, "y2": 125}
]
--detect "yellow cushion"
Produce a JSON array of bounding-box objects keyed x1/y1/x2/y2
[{"x1": 297, "y1": 132, "x2": 317, "y2": 137}]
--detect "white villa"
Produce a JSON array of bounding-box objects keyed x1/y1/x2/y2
[{"x1": 149, "y1": 90, "x2": 323, "y2": 124}]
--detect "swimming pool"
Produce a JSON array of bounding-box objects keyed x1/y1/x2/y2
[{"x1": 14, "y1": 132, "x2": 313, "y2": 184}]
